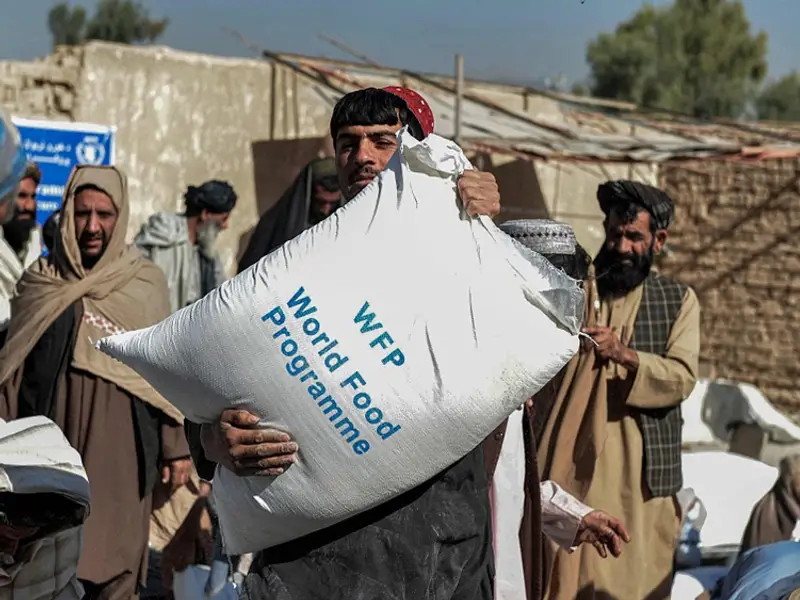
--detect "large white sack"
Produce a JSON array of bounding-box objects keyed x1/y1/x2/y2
[
  {"x1": 681, "y1": 451, "x2": 778, "y2": 551},
  {"x1": 98, "y1": 130, "x2": 584, "y2": 554}
]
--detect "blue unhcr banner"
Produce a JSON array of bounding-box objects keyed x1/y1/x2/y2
[{"x1": 11, "y1": 117, "x2": 116, "y2": 228}]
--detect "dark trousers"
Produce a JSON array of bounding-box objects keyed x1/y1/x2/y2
[{"x1": 242, "y1": 448, "x2": 493, "y2": 600}]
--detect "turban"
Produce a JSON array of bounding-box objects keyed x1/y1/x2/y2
[
  {"x1": 309, "y1": 157, "x2": 338, "y2": 190},
  {"x1": 0, "y1": 108, "x2": 26, "y2": 210},
  {"x1": 597, "y1": 180, "x2": 675, "y2": 230},
  {"x1": 500, "y1": 219, "x2": 577, "y2": 255},
  {"x1": 382, "y1": 86, "x2": 436, "y2": 138},
  {"x1": 184, "y1": 180, "x2": 237, "y2": 214}
]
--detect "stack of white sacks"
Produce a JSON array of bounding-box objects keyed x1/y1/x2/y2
[{"x1": 99, "y1": 131, "x2": 584, "y2": 554}]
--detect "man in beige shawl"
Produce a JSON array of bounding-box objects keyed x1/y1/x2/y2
[
  {"x1": 538, "y1": 181, "x2": 700, "y2": 600},
  {"x1": 740, "y1": 454, "x2": 800, "y2": 554},
  {"x1": 0, "y1": 165, "x2": 192, "y2": 600}
]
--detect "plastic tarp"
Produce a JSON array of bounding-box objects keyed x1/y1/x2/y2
[
  {"x1": 682, "y1": 379, "x2": 800, "y2": 446},
  {"x1": 713, "y1": 541, "x2": 800, "y2": 600},
  {"x1": 672, "y1": 567, "x2": 729, "y2": 600},
  {"x1": 0, "y1": 108, "x2": 25, "y2": 207}
]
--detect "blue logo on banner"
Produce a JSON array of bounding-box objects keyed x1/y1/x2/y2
[{"x1": 11, "y1": 119, "x2": 115, "y2": 229}]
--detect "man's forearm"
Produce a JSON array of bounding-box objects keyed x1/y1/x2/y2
[{"x1": 540, "y1": 480, "x2": 592, "y2": 551}]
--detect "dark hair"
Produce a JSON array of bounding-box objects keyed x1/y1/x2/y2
[
  {"x1": 607, "y1": 202, "x2": 657, "y2": 235},
  {"x1": 22, "y1": 163, "x2": 41, "y2": 186},
  {"x1": 0, "y1": 491, "x2": 85, "y2": 534},
  {"x1": 542, "y1": 244, "x2": 592, "y2": 280},
  {"x1": 330, "y1": 88, "x2": 425, "y2": 142}
]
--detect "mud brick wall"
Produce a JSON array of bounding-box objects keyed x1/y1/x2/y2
[
  {"x1": 659, "y1": 158, "x2": 800, "y2": 418},
  {"x1": 0, "y1": 46, "x2": 81, "y2": 119}
]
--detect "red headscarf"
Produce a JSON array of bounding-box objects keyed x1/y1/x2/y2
[{"x1": 382, "y1": 86, "x2": 436, "y2": 138}]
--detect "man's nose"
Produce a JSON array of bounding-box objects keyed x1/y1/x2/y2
[
  {"x1": 617, "y1": 238, "x2": 634, "y2": 255},
  {"x1": 353, "y1": 140, "x2": 375, "y2": 166},
  {"x1": 86, "y1": 214, "x2": 101, "y2": 233}
]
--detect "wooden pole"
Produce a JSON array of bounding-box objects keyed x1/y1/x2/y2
[
  {"x1": 454, "y1": 54, "x2": 464, "y2": 145},
  {"x1": 317, "y1": 33, "x2": 382, "y2": 68}
]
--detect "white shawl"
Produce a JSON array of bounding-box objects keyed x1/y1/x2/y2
[
  {"x1": 0, "y1": 227, "x2": 42, "y2": 331},
  {"x1": 134, "y1": 213, "x2": 225, "y2": 313}
]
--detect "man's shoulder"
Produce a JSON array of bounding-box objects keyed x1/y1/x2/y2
[
  {"x1": 137, "y1": 256, "x2": 169, "y2": 285},
  {"x1": 134, "y1": 212, "x2": 189, "y2": 249},
  {"x1": 130, "y1": 256, "x2": 172, "y2": 318},
  {"x1": 646, "y1": 272, "x2": 694, "y2": 300}
]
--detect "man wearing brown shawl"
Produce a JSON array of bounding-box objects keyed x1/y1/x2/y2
[
  {"x1": 485, "y1": 219, "x2": 629, "y2": 600},
  {"x1": 538, "y1": 181, "x2": 700, "y2": 600},
  {"x1": 0, "y1": 165, "x2": 192, "y2": 600},
  {"x1": 740, "y1": 454, "x2": 800, "y2": 554}
]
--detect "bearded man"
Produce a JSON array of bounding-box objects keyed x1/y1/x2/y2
[
  {"x1": 186, "y1": 86, "x2": 503, "y2": 600},
  {"x1": 537, "y1": 181, "x2": 700, "y2": 600},
  {"x1": 136, "y1": 180, "x2": 239, "y2": 596},
  {"x1": 1, "y1": 163, "x2": 44, "y2": 332},
  {"x1": 485, "y1": 219, "x2": 629, "y2": 600},
  {"x1": 0, "y1": 165, "x2": 192, "y2": 600},
  {"x1": 135, "y1": 180, "x2": 237, "y2": 312},
  {"x1": 238, "y1": 157, "x2": 341, "y2": 272}
]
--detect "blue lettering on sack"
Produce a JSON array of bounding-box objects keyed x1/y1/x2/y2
[
  {"x1": 353, "y1": 302, "x2": 405, "y2": 367},
  {"x1": 260, "y1": 287, "x2": 403, "y2": 456}
]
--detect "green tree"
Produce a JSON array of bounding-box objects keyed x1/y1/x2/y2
[
  {"x1": 570, "y1": 82, "x2": 591, "y2": 97},
  {"x1": 757, "y1": 72, "x2": 800, "y2": 122},
  {"x1": 85, "y1": 0, "x2": 168, "y2": 44},
  {"x1": 47, "y1": 3, "x2": 87, "y2": 48},
  {"x1": 47, "y1": 0, "x2": 168, "y2": 47},
  {"x1": 586, "y1": 0, "x2": 768, "y2": 119}
]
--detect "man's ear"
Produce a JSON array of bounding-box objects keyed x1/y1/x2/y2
[{"x1": 653, "y1": 229, "x2": 668, "y2": 254}]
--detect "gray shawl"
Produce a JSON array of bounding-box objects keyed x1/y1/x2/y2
[{"x1": 135, "y1": 213, "x2": 225, "y2": 313}]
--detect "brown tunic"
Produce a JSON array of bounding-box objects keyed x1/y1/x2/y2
[
  {"x1": 541, "y1": 284, "x2": 700, "y2": 600},
  {"x1": 739, "y1": 455, "x2": 800, "y2": 555},
  {"x1": 1, "y1": 368, "x2": 188, "y2": 600}
]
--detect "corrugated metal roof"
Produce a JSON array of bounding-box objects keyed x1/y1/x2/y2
[
  {"x1": 278, "y1": 55, "x2": 771, "y2": 163},
  {"x1": 564, "y1": 107, "x2": 800, "y2": 150}
]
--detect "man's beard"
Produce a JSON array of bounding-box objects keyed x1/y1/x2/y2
[
  {"x1": 2, "y1": 213, "x2": 38, "y2": 256},
  {"x1": 196, "y1": 220, "x2": 221, "y2": 259},
  {"x1": 594, "y1": 243, "x2": 654, "y2": 299}
]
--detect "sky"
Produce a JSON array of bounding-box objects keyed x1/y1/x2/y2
[{"x1": 1, "y1": 0, "x2": 799, "y2": 87}]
